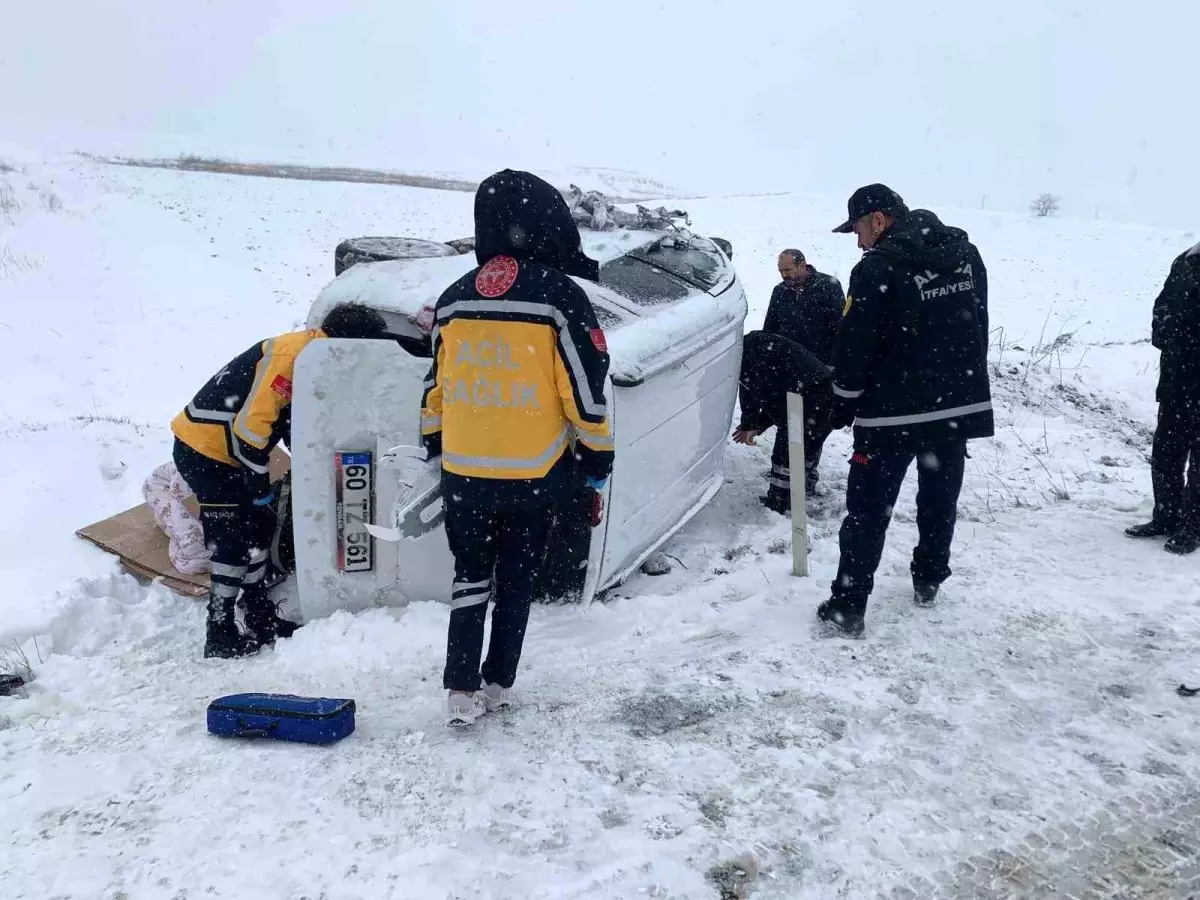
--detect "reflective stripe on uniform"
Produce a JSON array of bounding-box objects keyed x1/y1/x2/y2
[
  {"x1": 232, "y1": 338, "x2": 276, "y2": 446},
  {"x1": 211, "y1": 562, "x2": 248, "y2": 580},
  {"x1": 187, "y1": 402, "x2": 235, "y2": 424},
  {"x1": 832, "y1": 384, "x2": 864, "y2": 399},
  {"x1": 442, "y1": 427, "x2": 569, "y2": 472},
  {"x1": 577, "y1": 430, "x2": 615, "y2": 450},
  {"x1": 230, "y1": 435, "x2": 269, "y2": 474},
  {"x1": 451, "y1": 579, "x2": 492, "y2": 610},
  {"x1": 243, "y1": 548, "x2": 269, "y2": 585},
  {"x1": 186, "y1": 402, "x2": 269, "y2": 474},
  {"x1": 450, "y1": 592, "x2": 490, "y2": 610},
  {"x1": 854, "y1": 400, "x2": 993, "y2": 429}
]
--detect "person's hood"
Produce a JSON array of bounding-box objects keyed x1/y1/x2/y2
[
  {"x1": 473, "y1": 169, "x2": 600, "y2": 282},
  {"x1": 876, "y1": 208, "x2": 972, "y2": 268}
]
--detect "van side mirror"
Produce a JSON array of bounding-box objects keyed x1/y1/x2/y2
[{"x1": 712, "y1": 237, "x2": 733, "y2": 259}]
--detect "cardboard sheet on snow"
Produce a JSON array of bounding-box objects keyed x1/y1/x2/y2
[{"x1": 75, "y1": 448, "x2": 290, "y2": 597}]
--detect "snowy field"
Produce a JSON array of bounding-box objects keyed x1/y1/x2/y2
[{"x1": 2, "y1": 151, "x2": 1200, "y2": 899}]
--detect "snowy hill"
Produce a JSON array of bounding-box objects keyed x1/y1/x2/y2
[{"x1": 2, "y1": 154, "x2": 1200, "y2": 898}]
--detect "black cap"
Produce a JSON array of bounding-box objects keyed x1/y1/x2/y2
[{"x1": 832, "y1": 183, "x2": 907, "y2": 233}]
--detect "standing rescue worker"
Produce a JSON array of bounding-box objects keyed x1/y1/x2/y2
[
  {"x1": 421, "y1": 169, "x2": 615, "y2": 727},
  {"x1": 1126, "y1": 241, "x2": 1200, "y2": 554},
  {"x1": 734, "y1": 249, "x2": 844, "y2": 510},
  {"x1": 822, "y1": 187, "x2": 993, "y2": 637},
  {"x1": 172, "y1": 303, "x2": 389, "y2": 658}
]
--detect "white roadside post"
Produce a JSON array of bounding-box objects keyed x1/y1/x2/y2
[{"x1": 787, "y1": 391, "x2": 808, "y2": 576}]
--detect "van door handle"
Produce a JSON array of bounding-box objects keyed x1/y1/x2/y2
[{"x1": 612, "y1": 374, "x2": 644, "y2": 388}]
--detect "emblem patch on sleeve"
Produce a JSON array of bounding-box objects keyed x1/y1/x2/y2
[
  {"x1": 271, "y1": 375, "x2": 293, "y2": 399},
  {"x1": 590, "y1": 328, "x2": 608, "y2": 352}
]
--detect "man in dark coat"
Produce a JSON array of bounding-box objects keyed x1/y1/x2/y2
[
  {"x1": 820, "y1": 186, "x2": 993, "y2": 637},
  {"x1": 733, "y1": 249, "x2": 845, "y2": 511},
  {"x1": 1125, "y1": 241, "x2": 1200, "y2": 554}
]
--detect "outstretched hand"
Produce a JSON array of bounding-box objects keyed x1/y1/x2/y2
[{"x1": 732, "y1": 427, "x2": 762, "y2": 446}]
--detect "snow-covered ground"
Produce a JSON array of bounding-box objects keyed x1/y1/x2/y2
[{"x1": 2, "y1": 151, "x2": 1199, "y2": 899}]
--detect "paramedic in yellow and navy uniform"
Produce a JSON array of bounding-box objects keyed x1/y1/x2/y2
[
  {"x1": 171, "y1": 303, "x2": 388, "y2": 659},
  {"x1": 421, "y1": 169, "x2": 615, "y2": 727}
]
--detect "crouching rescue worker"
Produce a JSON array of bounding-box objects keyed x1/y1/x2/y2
[
  {"x1": 734, "y1": 249, "x2": 845, "y2": 510},
  {"x1": 171, "y1": 303, "x2": 389, "y2": 658},
  {"x1": 822, "y1": 187, "x2": 993, "y2": 637},
  {"x1": 421, "y1": 169, "x2": 614, "y2": 727}
]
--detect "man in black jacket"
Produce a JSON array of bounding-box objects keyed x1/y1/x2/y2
[
  {"x1": 820, "y1": 185, "x2": 993, "y2": 637},
  {"x1": 1125, "y1": 241, "x2": 1200, "y2": 554},
  {"x1": 734, "y1": 249, "x2": 845, "y2": 511}
]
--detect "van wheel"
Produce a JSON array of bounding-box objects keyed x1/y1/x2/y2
[{"x1": 333, "y1": 237, "x2": 461, "y2": 275}]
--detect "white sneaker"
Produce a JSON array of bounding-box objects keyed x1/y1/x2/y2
[
  {"x1": 446, "y1": 691, "x2": 486, "y2": 727},
  {"x1": 480, "y1": 681, "x2": 512, "y2": 712}
]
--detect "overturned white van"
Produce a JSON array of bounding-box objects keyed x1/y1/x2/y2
[{"x1": 289, "y1": 228, "x2": 747, "y2": 622}]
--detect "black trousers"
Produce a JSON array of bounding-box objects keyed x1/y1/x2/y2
[
  {"x1": 769, "y1": 393, "x2": 833, "y2": 495},
  {"x1": 442, "y1": 482, "x2": 555, "y2": 692},
  {"x1": 738, "y1": 331, "x2": 834, "y2": 494},
  {"x1": 173, "y1": 439, "x2": 271, "y2": 607},
  {"x1": 831, "y1": 442, "x2": 967, "y2": 610},
  {"x1": 1151, "y1": 394, "x2": 1200, "y2": 531}
]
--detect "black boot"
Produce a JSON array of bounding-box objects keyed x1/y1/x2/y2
[
  {"x1": 1166, "y1": 529, "x2": 1199, "y2": 555},
  {"x1": 241, "y1": 589, "x2": 279, "y2": 651},
  {"x1": 913, "y1": 581, "x2": 940, "y2": 608},
  {"x1": 242, "y1": 590, "x2": 302, "y2": 646},
  {"x1": 204, "y1": 594, "x2": 254, "y2": 659},
  {"x1": 1126, "y1": 520, "x2": 1175, "y2": 539},
  {"x1": 817, "y1": 598, "x2": 865, "y2": 638},
  {"x1": 761, "y1": 485, "x2": 790, "y2": 515}
]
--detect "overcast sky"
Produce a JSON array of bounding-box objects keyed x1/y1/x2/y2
[{"x1": 3, "y1": 0, "x2": 1195, "y2": 227}]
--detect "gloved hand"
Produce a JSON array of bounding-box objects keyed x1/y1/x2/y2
[
  {"x1": 585, "y1": 475, "x2": 607, "y2": 527},
  {"x1": 422, "y1": 433, "x2": 443, "y2": 462},
  {"x1": 828, "y1": 397, "x2": 857, "y2": 430},
  {"x1": 589, "y1": 491, "x2": 605, "y2": 528}
]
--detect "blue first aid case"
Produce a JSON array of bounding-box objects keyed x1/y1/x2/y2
[{"x1": 207, "y1": 693, "x2": 356, "y2": 745}]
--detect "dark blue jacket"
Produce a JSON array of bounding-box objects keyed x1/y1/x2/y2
[
  {"x1": 832, "y1": 210, "x2": 993, "y2": 451},
  {"x1": 763, "y1": 268, "x2": 845, "y2": 367},
  {"x1": 1151, "y1": 241, "x2": 1200, "y2": 401}
]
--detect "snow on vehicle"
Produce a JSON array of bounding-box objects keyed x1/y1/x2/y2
[{"x1": 289, "y1": 226, "x2": 747, "y2": 623}]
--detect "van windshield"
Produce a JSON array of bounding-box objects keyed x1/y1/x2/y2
[
  {"x1": 627, "y1": 235, "x2": 725, "y2": 292},
  {"x1": 598, "y1": 256, "x2": 693, "y2": 308}
]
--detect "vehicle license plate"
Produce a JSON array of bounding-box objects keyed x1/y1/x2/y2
[{"x1": 334, "y1": 450, "x2": 373, "y2": 572}]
